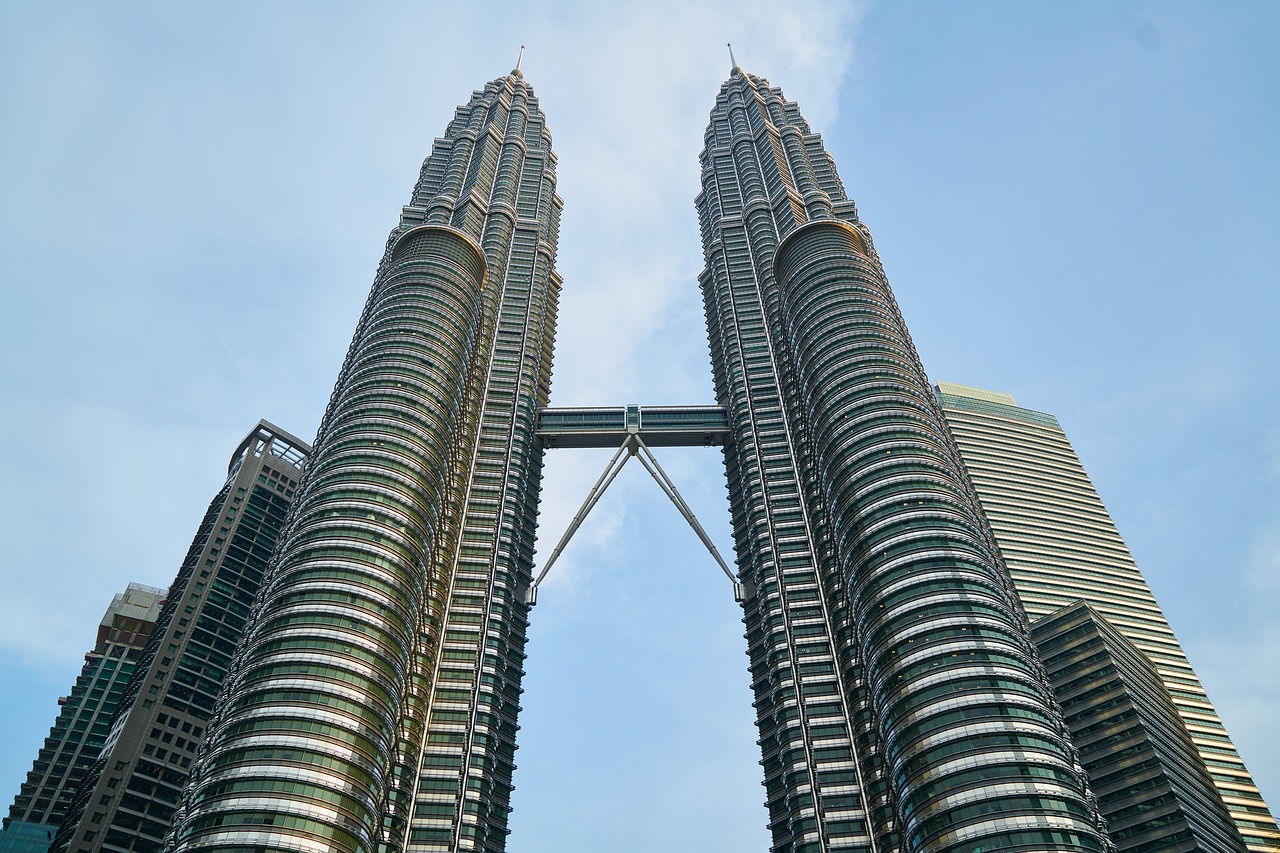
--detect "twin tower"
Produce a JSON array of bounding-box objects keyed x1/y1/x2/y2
[{"x1": 161, "y1": 66, "x2": 1121, "y2": 853}]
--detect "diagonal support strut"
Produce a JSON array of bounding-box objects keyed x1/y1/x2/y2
[
  {"x1": 528, "y1": 440, "x2": 632, "y2": 603},
  {"x1": 630, "y1": 435, "x2": 739, "y2": 590},
  {"x1": 526, "y1": 433, "x2": 745, "y2": 605}
]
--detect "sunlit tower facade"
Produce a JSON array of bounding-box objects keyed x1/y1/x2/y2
[
  {"x1": 696, "y1": 67, "x2": 1110, "y2": 852},
  {"x1": 168, "y1": 67, "x2": 561, "y2": 853}
]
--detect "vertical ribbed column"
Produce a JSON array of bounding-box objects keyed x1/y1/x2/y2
[
  {"x1": 169, "y1": 226, "x2": 489, "y2": 853},
  {"x1": 774, "y1": 220, "x2": 1107, "y2": 853},
  {"x1": 405, "y1": 72, "x2": 562, "y2": 853}
]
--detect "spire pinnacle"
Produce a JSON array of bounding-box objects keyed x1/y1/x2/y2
[
  {"x1": 514, "y1": 44, "x2": 525, "y2": 77},
  {"x1": 727, "y1": 42, "x2": 738, "y2": 72}
]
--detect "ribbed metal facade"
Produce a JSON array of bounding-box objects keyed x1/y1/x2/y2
[
  {"x1": 167, "y1": 69, "x2": 561, "y2": 853},
  {"x1": 698, "y1": 67, "x2": 1109, "y2": 853},
  {"x1": 935, "y1": 382, "x2": 1280, "y2": 851}
]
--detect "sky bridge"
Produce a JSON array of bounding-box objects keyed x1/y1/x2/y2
[
  {"x1": 529, "y1": 404, "x2": 742, "y2": 604},
  {"x1": 535, "y1": 404, "x2": 730, "y2": 448}
]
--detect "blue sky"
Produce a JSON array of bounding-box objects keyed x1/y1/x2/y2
[{"x1": 1, "y1": 3, "x2": 1277, "y2": 850}]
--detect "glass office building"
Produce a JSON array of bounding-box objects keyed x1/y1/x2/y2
[
  {"x1": 51, "y1": 422, "x2": 308, "y2": 853},
  {"x1": 1032, "y1": 601, "x2": 1246, "y2": 852},
  {"x1": 936, "y1": 381, "x2": 1278, "y2": 851},
  {"x1": 2, "y1": 585, "x2": 165, "y2": 853}
]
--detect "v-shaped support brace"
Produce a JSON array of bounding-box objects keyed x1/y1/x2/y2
[{"x1": 526, "y1": 432, "x2": 745, "y2": 605}]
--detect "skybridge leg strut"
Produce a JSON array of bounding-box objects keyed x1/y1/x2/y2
[
  {"x1": 527, "y1": 441, "x2": 631, "y2": 605},
  {"x1": 631, "y1": 435, "x2": 744, "y2": 600},
  {"x1": 527, "y1": 433, "x2": 746, "y2": 605}
]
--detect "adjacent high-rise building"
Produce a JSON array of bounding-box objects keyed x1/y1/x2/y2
[
  {"x1": 935, "y1": 381, "x2": 1279, "y2": 851},
  {"x1": 168, "y1": 67, "x2": 562, "y2": 853},
  {"x1": 49, "y1": 421, "x2": 309, "y2": 853},
  {"x1": 1032, "y1": 601, "x2": 1246, "y2": 852},
  {"x1": 2, "y1": 585, "x2": 165, "y2": 853}
]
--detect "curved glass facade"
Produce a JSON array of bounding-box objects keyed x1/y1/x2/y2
[
  {"x1": 775, "y1": 221, "x2": 1101, "y2": 852},
  {"x1": 171, "y1": 226, "x2": 490, "y2": 853},
  {"x1": 169, "y1": 69, "x2": 561, "y2": 853}
]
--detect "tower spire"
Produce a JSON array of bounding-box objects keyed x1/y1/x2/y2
[
  {"x1": 727, "y1": 42, "x2": 737, "y2": 71},
  {"x1": 514, "y1": 44, "x2": 525, "y2": 77}
]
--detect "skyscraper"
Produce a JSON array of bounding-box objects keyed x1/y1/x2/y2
[
  {"x1": 2, "y1": 584, "x2": 165, "y2": 853},
  {"x1": 168, "y1": 67, "x2": 561, "y2": 853},
  {"x1": 50, "y1": 421, "x2": 308, "y2": 853},
  {"x1": 935, "y1": 381, "x2": 1279, "y2": 851},
  {"x1": 694, "y1": 66, "x2": 1109, "y2": 853}
]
